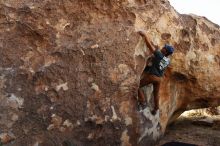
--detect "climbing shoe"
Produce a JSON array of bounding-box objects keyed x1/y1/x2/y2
[
  {"x1": 137, "y1": 102, "x2": 147, "y2": 111},
  {"x1": 151, "y1": 108, "x2": 158, "y2": 115}
]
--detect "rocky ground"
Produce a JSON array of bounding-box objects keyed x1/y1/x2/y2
[{"x1": 157, "y1": 108, "x2": 220, "y2": 146}]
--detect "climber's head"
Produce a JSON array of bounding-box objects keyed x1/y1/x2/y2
[{"x1": 161, "y1": 44, "x2": 174, "y2": 56}]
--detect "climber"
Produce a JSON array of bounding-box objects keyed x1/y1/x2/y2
[{"x1": 137, "y1": 30, "x2": 174, "y2": 114}]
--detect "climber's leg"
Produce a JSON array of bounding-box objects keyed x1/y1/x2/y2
[
  {"x1": 153, "y1": 82, "x2": 160, "y2": 110},
  {"x1": 152, "y1": 77, "x2": 161, "y2": 114},
  {"x1": 138, "y1": 72, "x2": 151, "y2": 104},
  {"x1": 138, "y1": 88, "x2": 145, "y2": 103},
  {"x1": 138, "y1": 72, "x2": 162, "y2": 112},
  {"x1": 139, "y1": 72, "x2": 151, "y2": 88}
]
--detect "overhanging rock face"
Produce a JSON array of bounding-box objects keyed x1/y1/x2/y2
[{"x1": 0, "y1": 0, "x2": 220, "y2": 145}]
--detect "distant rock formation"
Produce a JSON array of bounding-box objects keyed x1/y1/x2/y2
[{"x1": 0, "y1": 0, "x2": 219, "y2": 145}]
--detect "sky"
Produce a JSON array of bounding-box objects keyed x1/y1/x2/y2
[{"x1": 169, "y1": 0, "x2": 220, "y2": 25}]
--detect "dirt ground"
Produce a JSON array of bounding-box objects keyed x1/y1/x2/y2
[{"x1": 157, "y1": 109, "x2": 220, "y2": 146}]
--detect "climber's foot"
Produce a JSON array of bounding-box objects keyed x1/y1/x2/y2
[
  {"x1": 137, "y1": 101, "x2": 147, "y2": 111},
  {"x1": 151, "y1": 108, "x2": 158, "y2": 115}
]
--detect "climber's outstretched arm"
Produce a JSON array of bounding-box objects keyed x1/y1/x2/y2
[{"x1": 138, "y1": 31, "x2": 156, "y2": 54}]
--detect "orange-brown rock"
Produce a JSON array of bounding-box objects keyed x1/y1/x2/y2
[{"x1": 0, "y1": 0, "x2": 219, "y2": 146}]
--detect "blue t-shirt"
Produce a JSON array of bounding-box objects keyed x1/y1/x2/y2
[{"x1": 144, "y1": 50, "x2": 170, "y2": 77}]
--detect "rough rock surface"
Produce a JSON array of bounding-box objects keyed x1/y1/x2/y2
[
  {"x1": 0, "y1": 0, "x2": 219, "y2": 146},
  {"x1": 158, "y1": 108, "x2": 220, "y2": 146}
]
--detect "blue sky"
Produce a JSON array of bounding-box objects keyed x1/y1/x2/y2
[{"x1": 169, "y1": 0, "x2": 220, "y2": 25}]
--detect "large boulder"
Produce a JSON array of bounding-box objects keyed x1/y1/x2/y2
[{"x1": 0, "y1": 0, "x2": 219, "y2": 145}]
